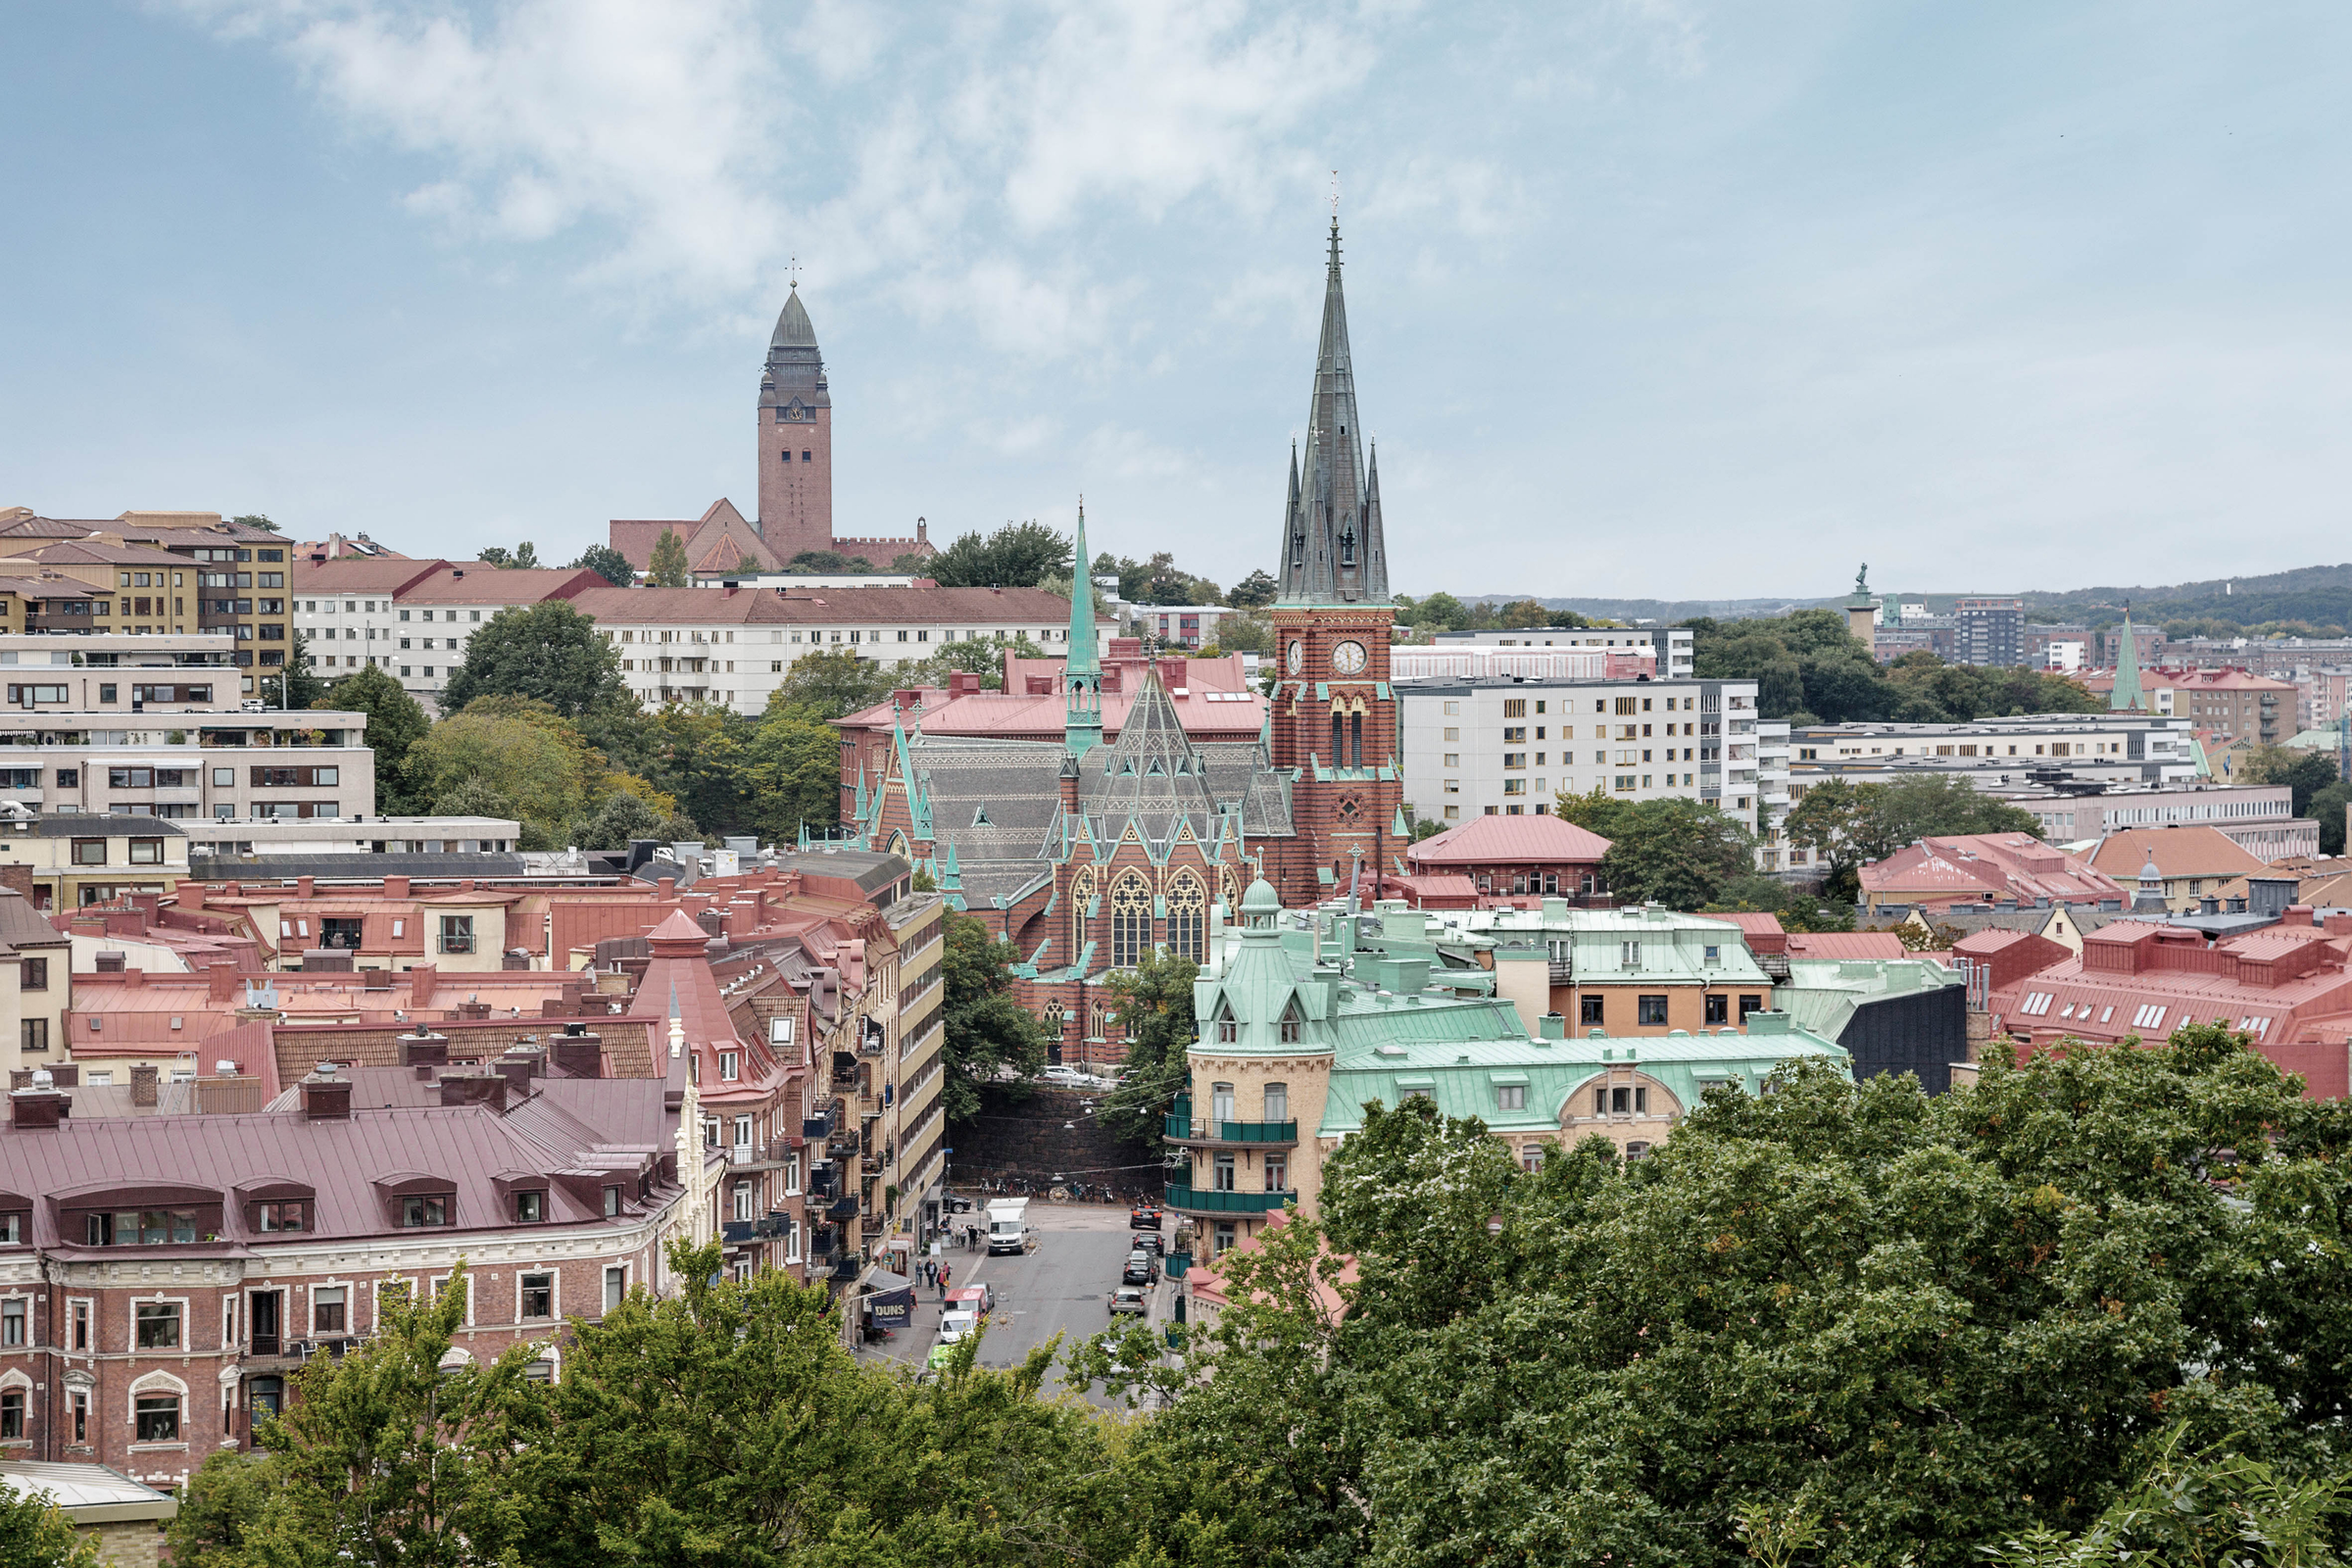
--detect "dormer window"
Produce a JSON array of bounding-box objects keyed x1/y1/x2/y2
[
  {"x1": 255, "y1": 1200, "x2": 307, "y2": 1232},
  {"x1": 1278, "y1": 1001, "x2": 1303, "y2": 1046},
  {"x1": 718, "y1": 1052, "x2": 740, "y2": 1081},
  {"x1": 514, "y1": 1191, "x2": 546, "y2": 1223},
  {"x1": 401, "y1": 1194, "x2": 452, "y2": 1227}
]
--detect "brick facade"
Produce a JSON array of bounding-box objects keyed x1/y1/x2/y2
[{"x1": 1263, "y1": 605, "x2": 1401, "y2": 907}]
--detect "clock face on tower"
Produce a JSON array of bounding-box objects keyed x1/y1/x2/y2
[
  {"x1": 1331, "y1": 640, "x2": 1368, "y2": 675},
  {"x1": 1286, "y1": 640, "x2": 1303, "y2": 673}
]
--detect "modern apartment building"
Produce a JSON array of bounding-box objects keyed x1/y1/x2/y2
[
  {"x1": 1431, "y1": 625, "x2": 1695, "y2": 679},
  {"x1": 1790, "y1": 714, "x2": 2203, "y2": 781},
  {"x1": 1952, "y1": 597, "x2": 2027, "y2": 666},
  {"x1": 1396, "y1": 674, "x2": 1775, "y2": 834},
  {"x1": 0, "y1": 634, "x2": 373, "y2": 847},
  {"x1": 294, "y1": 559, "x2": 604, "y2": 710},
  {"x1": 1992, "y1": 782, "x2": 2315, "y2": 861}
]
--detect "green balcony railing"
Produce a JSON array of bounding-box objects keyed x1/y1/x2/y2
[
  {"x1": 1164, "y1": 1185, "x2": 1297, "y2": 1214},
  {"x1": 1162, "y1": 1115, "x2": 1299, "y2": 1145}
]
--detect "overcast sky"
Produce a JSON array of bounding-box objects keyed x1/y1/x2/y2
[{"x1": 5, "y1": 2, "x2": 2347, "y2": 601}]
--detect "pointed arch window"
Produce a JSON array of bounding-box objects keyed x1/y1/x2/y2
[
  {"x1": 1211, "y1": 1001, "x2": 1238, "y2": 1045},
  {"x1": 1167, "y1": 874, "x2": 1206, "y2": 962},
  {"x1": 1330, "y1": 712, "x2": 1344, "y2": 763},
  {"x1": 1340, "y1": 528, "x2": 1356, "y2": 566},
  {"x1": 1109, "y1": 872, "x2": 1153, "y2": 968},
  {"x1": 1069, "y1": 867, "x2": 1096, "y2": 956},
  {"x1": 1279, "y1": 999, "x2": 1304, "y2": 1046},
  {"x1": 1349, "y1": 712, "x2": 1364, "y2": 768}
]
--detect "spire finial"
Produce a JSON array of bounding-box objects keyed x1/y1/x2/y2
[{"x1": 789, "y1": 254, "x2": 799, "y2": 289}]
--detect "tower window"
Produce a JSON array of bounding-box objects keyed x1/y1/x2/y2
[
  {"x1": 781, "y1": 451, "x2": 792, "y2": 462},
  {"x1": 802, "y1": 451, "x2": 811, "y2": 462}
]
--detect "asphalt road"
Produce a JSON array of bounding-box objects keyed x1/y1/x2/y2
[{"x1": 862, "y1": 1197, "x2": 1168, "y2": 1407}]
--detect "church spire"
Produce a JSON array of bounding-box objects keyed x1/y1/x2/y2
[
  {"x1": 2110, "y1": 608, "x2": 2143, "y2": 712},
  {"x1": 1277, "y1": 217, "x2": 1388, "y2": 606},
  {"x1": 1064, "y1": 502, "x2": 1103, "y2": 759}
]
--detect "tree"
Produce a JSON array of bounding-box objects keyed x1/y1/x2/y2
[
  {"x1": 1786, "y1": 775, "x2": 2042, "y2": 901},
  {"x1": 740, "y1": 701, "x2": 844, "y2": 840},
  {"x1": 890, "y1": 551, "x2": 931, "y2": 574},
  {"x1": 938, "y1": 911, "x2": 1047, "y2": 1125},
  {"x1": 1228, "y1": 568, "x2": 1279, "y2": 608},
  {"x1": 260, "y1": 633, "x2": 328, "y2": 708},
  {"x1": 476, "y1": 542, "x2": 540, "y2": 569},
  {"x1": 1586, "y1": 796, "x2": 1754, "y2": 907},
  {"x1": 785, "y1": 549, "x2": 875, "y2": 574},
  {"x1": 439, "y1": 601, "x2": 630, "y2": 719},
  {"x1": 1096, "y1": 951, "x2": 1199, "y2": 1149},
  {"x1": 647, "y1": 526, "x2": 691, "y2": 587},
  {"x1": 2314, "y1": 778, "x2": 2352, "y2": 857},
  {"x1": 571, "y1": 543, "x2": 635, "y2": 587},
  {"x1": 770, "y1": 648, "x2": 896, "y2": 720},
  {"x1": 404, "y1": 700, "x2": 607, "y2": 849},
  {"x1": 926, "y1": 520, "x2": 1072, "y2": 589},
  {"x1": 1130, "y1": 1024, "x2": 2352, "y2": 1568},
  {"x1": 0, "y1": 1483, "x2": 98, "y2": 1567},
  {"x1": 316, "y1": 664, "x2": 428, "y2": 811},
  {"x1": 229, "y1": 513, "x2": 282, "y2": 533},
  {"x1": 2246, "y1": 745, "x2": 2341, "y2": 818},
  {"x1": 897, "y1": 634, "x2": 1048, "y2": 691},
  {"x1": 570, "y1": 789, "x2": 701, "y2": 852},
  {"x1": 1210, "y1": 609, "x2": 1273, "y2": 656}
]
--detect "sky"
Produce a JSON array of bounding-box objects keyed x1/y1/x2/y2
[{"x1": 4, "y1": 1, "x2": 2349, "y2": 602}]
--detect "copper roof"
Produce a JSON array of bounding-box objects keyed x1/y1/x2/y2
[{"x1": 1406, "y1": 813, "x2": 1611, "y2": 866}]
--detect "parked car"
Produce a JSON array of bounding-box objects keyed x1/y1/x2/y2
[
  {"x1": 1109, "y1": 1286, "x2": 1149, "y2": 1316},
  {"x1": 1039, "y1": 1065, "x2": 1090, "y2": 1086},
  {"x1": 1129, "y1": 1205, "x2": 1162, "y2": 1231},
  {"x1": 1121, "y1": 1250, "x2": 1159, "y2": 1286},
  {"x1": 945, "y1": 1283, "x2": 994, "y2": 1317},
  {"x1": 1134, "y1": 1231, "x2": 1165, "y2": 1255},
  {"x1": 938, "y1": 1309, "x2": 981, "y2": 1346}
]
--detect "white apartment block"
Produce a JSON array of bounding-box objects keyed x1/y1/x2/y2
[
  {"x1": 1790, "y1": 715, "x2": 2203, "y2": 782},
  {"x1": 1431, "y1": 625, "x2": 1695, "y2": 680},
  {"x1": 1397, "y1": 675, "x2": 1774, "y2": 836},
  {"x1": 294, "y1": 560, "x2": 605, "y2": 711},
  {"x1": 0, "y1": 633, "x2": 374, "y2": 823},
  {"x1": 184, "y1": 814, "x2": 521, "y2": 859},
  {"x1": 569, "y1": 584, "x2": 1079, "y2": 715}
]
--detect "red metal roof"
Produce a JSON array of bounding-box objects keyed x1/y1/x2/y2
[{"x1": 1405, "y1": 813, "x2": 1611, "y2": 867}]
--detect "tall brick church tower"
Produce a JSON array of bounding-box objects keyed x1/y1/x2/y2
[
  {"x1": 757, "y1": 285, "x2": 834, "y2": 562},
  {"x1": 1265, "y1": 220, "x2": 1400, "y2": 906}
]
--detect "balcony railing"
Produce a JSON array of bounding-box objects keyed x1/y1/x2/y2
[
  {"x1": 1162, "y1": 1115, "x2": 1298, "y2": 1146},
  {"x1": 802, "y1": 1101, "x2": 839, "y2": 1141},
  {"x1": 1164, "y1": 1184, "x2": 1298, "y2": 1214}
]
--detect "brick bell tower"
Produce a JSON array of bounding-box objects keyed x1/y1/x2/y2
[
  {"x1": 1266, "y1": 219, "x2": 1399, "y2": 906},
  {"x1": 757, "y1": 284, "x2": 834, "y2": 562}
]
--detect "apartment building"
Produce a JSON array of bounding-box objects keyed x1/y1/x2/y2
[
  {"x1": 0, "y1": 816, "x2": 192, "y2": 911},
  {"x1": 2082, "y1": 666, "x2": 2297, "y2": 745},
  {"x1": 573, "y1": 584, "x2": 1077, "y2": 715},
  {"x1": 0, "y1": 892, "x2": 69, "y2": 1077},
  {"x1": 1992, "y1": 782, "x2": 2315, "y2": 861},
  {"x1": 1432, "y1": 624, "x2": 1695, "y2": 679},
  {"x1": 1952, "y1": 598, "x2": 2027, "y2": 666},
  {"x1": 1396, "y1": 674, "x2": 1774, "y2": 834},
  {"x1": 294, "y1": 559, "x2": 605, "y2": 710},
  {"x1": 1790, "y1": 714, "x2": 2203, "y2": 780},
  {"x1": 0, "y1": 634, "x2": 374, "y2": 840},
  {"x1": 182, "y1": 814, "x2": 520, "y2": 859}
]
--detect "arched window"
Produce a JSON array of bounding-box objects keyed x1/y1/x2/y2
[
  {"x1": 1330, "y1": 712, "x2": 1344, "y2": 763},
  {"x1": 1279, "y1": 999, "x2": 1304, "y2": 1045},
  {"x1": 1349, "y1": 711, "x2": 1363, "y2": 768},
  {"x1": 1069, "y1": 868, "x2": 1095, "y2": 956},
  {"x1": 1109, "y1": 872, "x2": 1152, "y2": 968},
  {"x1": 1167, "y1": 875, "x2": 1205, "y2": 961}
]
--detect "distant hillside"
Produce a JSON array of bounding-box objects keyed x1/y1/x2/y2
[{"x1": 1459, "y1": 563, "x2": 2352, "y2": 633}]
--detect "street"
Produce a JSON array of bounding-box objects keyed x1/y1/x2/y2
[{"x1": 857, "y1": 1196, "x2": 1171, "y2": 1408}]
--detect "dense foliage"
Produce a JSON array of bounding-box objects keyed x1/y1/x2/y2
[
  {"x1": 938, "y1": 911, "x2": 1048, "y2": 1126},
  {"x1": 647, "y1": 527, "x2": 691, "y2": 586},
  {"x1": 315, "y1": 664, "x2": 430, "y2": 811},
  {"x1": 440, "y1": 601, "x2": 630, "y2": 719},
  {"x1": 0, "y1": 1483, "x2": 98, "y2": 1568},
  {"x1": 1689, "y1": 610, "x2": 2102, "y2": 725},
  {"x1": 1095, "y1": 951, "x2": 1199, "y2": 1150},
  {"x1": 1553, "y1": 790, "x2": 1758, "y2": 907},
  {"x1": 1393, "y1": 593, "x2": 1592, "y2": 635},
  {"x1": 571, "y1": 543, "x2": 636, "y2": 586},
  {"x1": 927, "y1": 520, "x2": 1072, "y2": 589}
]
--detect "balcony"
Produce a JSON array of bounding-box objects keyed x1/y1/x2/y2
[
  {"x1": 724, "y1": 1142, "x2": 792, "y2": 1170},
  {"x1": 802, "y1": 1101, "x2": 839, "y2": 1141},
  {"x1": 1164, "y1": 1184, "x2": 1298, "y2": 1215},
  {"x1": 1162, "y1": 1115, "x2": 1298, "y2": 1148},
  {"x1": 829, "y1": 1256, "x2": 860, "y2": 1282},
  {"x1": 825, "y1": 1194, "x2": 858, "y2": 1220}
]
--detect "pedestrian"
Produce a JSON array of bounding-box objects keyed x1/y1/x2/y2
[{"x1": 940, "y1": 1263, "x2": 953, "y2": 1300}]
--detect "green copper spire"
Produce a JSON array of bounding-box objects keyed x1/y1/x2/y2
[
  {"x1": 2110, "y1": 609, "x2": 2143, "y2": 711},
  {"x1": 1065, "y1": 502, "x2": 1103, "y2": 758}
]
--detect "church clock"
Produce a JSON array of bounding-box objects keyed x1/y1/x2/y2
[
  {"x1": 1286, "y1": 639, "x2": 1303, "y2": 674},
  {"x1": 1330, "y1": 640, "x2": 1367, "y2": 675}
]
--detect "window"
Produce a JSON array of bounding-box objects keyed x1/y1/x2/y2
[
  {"x1": 1739, "y1": 995, "x2": 1763, "y2": 1020},
  {"x1": 603, "y1": 1266, "x2": 627, "y2": 1314},
  {"x1": 71, "y1": 1302, "x2": 87, "y2": 1351},
  {"x1": 517, "y1": 1271, "x2": 557, "y2": 1320},
  {"x1": 1210, "y1": 1082, "x2": 1235, "y2": 1122},
  {"x1": 439, "y1": 915, "x2": 474, "y2": 955},
  {"x1": 718, "y1": 1051, "x2": 740, "y2": 1081},
  {"x1": 1212, "y1": 1152, "x2": 1237, "y2": 1192},
  {"x1": 71, "y1": 1391, "x2": 85, "y2": 1444},
  {"x1": 135, "y1": 1395, "x2": 180, "y2": 1443},
  {"x1": 71, "y1": 839, "x2": 106, "y2": 865},
  {"x1": 1502, "y1": 699, "x2": 1527, "y2": 717},
  {"x1": 1495, "y1": 1084, "x2": 1526, "y2": 1111},
  {"x1": 1264, "y1": 1154, "x2": 1288, "y2": 1191},
  {"x1": 1580, "y1": 994, "x2": 1604, "y2": 1026},
  {"x1": 128, "y1": 837, "x2": 164, "y2": 864},
  {"x1": 1278, "y1": 1001, "x2": 1303, "y2": 1045},
  {"x1": 0, "y1": 1298, "x2": 22, "y2": 1347},
  {"x1": 1521, "y1": 1144, "x2": 1546, "y2": 1172},
  {"x1": 1603, "y1": 1085, "x2": 1648, "y2": 1115},
  {"x1": 604, "y1": 1186, "x2": 622, "y2": 1217},
  {"x1": 1109, "y1": 871, "x2": 1152, "y2": 968},
  {"x1": 1638, "y1": 996, "x2": 1668, "y2": 1026},
  {"x1": 0, "y1": 1215, "x2": 18, "y2": 1245},
  {"x1": 401, "y1": 1194, "x2": 451, "y2": 1227},
  {"x1": 135, "y1": 1301, "x2": 181, "y2": 1349},
  {"x1": 250, "y1": 1376, "x2": 283, "y2": 1419},
  {"x1": 514, "y1": 1191, "x2": 546, "y2": 1222},
  {"x1": 1705, "y1": 994, "x2": 1729, "y2": 1026},
  {"x1": 1619, "y1": 941, "x2": 1641, "y2": 967},
  {"x1": 16, "y1": 1020, "x2": 41, "y2": 1057},
  {"x1": 732, "y1": 1181, "x2": 755, "y2": 1221},
  {"x1": 1166, "y1": 875, "x2": 1205, "y2": 962},
  {"x1": 1214, "y1": 1014, "x2": 1238, "y2": 1044},
  {"x1": 314, "y1": 1288, "x2": 347, "y2": 1334},
  {"x1": 1262, "y1": 1083, "x2": 1288, "y2": 1121},
  {"x1": 0, "y1": 1388, "x2": 23, "y2": 1440},
  {"x1": 256, "y1": 1200, "x2": 306, "y2": 1232}
]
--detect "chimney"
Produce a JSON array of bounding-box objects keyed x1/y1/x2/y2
[
  {"x1": 207, "y1": 963, "x2": 242, "y2": 1004},
  {"x1": 9, "y1": 1070, "x2": 62, "y2": 1130},
  {"x1": 492, "y1": 1050, "x2": 541, "y2": 1098},
  {"x1": 436, "y1": 1071, "x2": 509, "y2": 1113},
  {"x1": 550, "y1": 1030, "x2": 604, "y2": 1079},
  {"x1": 411, "y1": 963, "x2": 438, "y2": 1007},
  {"x1": 130, "y1": 1063, "x2": 159, "y2": 1107},
  {"x1": 382, "y1": 875, "x2": 411, "y2": 899},
  {"x1": 296, "y1": 876, "x2": 314, "y2": 899},
  {"x1": 300, "y1": 1063, "x2": 352, "y2": 1121},
  {"x1": 398, "y1": 1030, "x2": 450, "y2": 1068}
]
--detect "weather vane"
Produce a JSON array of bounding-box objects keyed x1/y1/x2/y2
[
  {"x1": 789, "y1": 254, "x2": 799, "y2": 288},
  {"x1": 1331, "y1": 170, "x2": 1340, "y2": 220}
]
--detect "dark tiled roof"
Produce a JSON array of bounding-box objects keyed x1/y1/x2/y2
[
  {"x1": 190, "y1": 853, "x2": 525, "y2": 881},
  {"x1": 14, "y1": 817, "x2": 187, "y2": 838}
]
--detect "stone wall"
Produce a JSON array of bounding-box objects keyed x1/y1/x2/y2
[{"x1": 945, "y1": 1084, "x2": 1161, "y2": 1199}]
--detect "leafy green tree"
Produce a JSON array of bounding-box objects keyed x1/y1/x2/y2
[
  {"x1": 571, "y1": 543, "x2": 635, "y2": 586},
  {"x1": 1209, "y1": 609, "x2": 1272, "y2": 656},
  {"x1": 939, "y1": 911, "x2": 1046, "y2": 1125},
  {"x1": 1096, "y1": 950, "x2": 1199, "y2": 1149},
  {"x1": 229, "y1": 513, "x2": 282, "y2": 533},
  {"x1": 0, "y1": 1482, "x2": 98, "y2": 1567},
  {"x1": 2246, "y1": 745, "x2": 2341, "y2": 818},
  {"x1": 1551, "y1": 791, "x2": 1753, "y2": 907},
  {"x1": 890, "y1": 551, "x2": 931, "y2": 573},
  {"x1": 440, "y1": 601, "x2": 629, "y2": 719},
  {"x1": 2314, "y1": 778, "x2": 2352, "y2": 857},
  {"x1": 405, "y1": 700, "x2": 607, "y2": 849},
  {"x1": 1786, "y1": 775, "x2": 2042, "y2": 901},
  {"x1": 476, "y1": 542, "x2": 540, "y2": 569},
  {"x1": 770, "y1": 648, "x2": 896, "y2": 720},
  {"x1": 784, "y1": 549, "x2": 876, "y2": 573},
  {"x1": 742, "y1": 700, "x2": 844, "y2": 839},
  {"x1": 570, "y1": 789, "x2": 702, "y2": 851},
  {"x1": 316, "y1": 664, "x2": 429, "y2": 811},
  {"x1": 647, "y1": 526, "x2": 691, "y2": 587},
  {"x1": 261, "y1": 632, "x2": 328, "y2": 708},
  {"x1": 1227, "y1": 568, "x2": 1279, "y2": 607},
  {"x1": 926, "y1": 520, "x2": 1072, "y2": 588}
]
